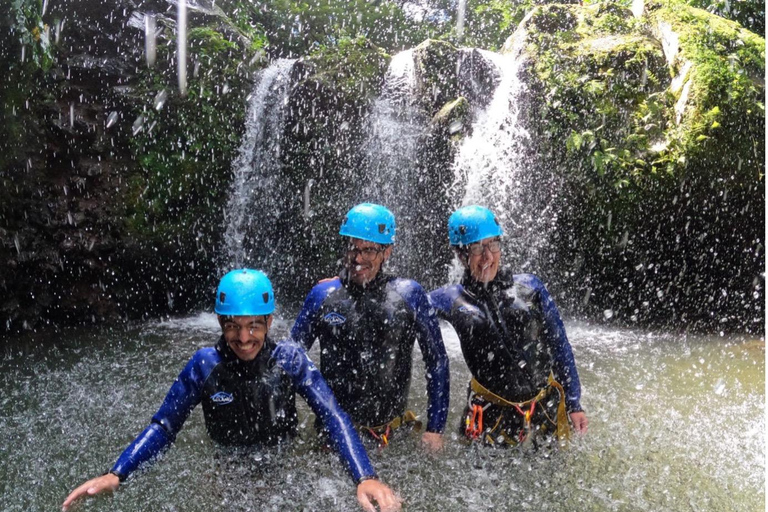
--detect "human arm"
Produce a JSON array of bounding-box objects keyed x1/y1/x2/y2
[
  {"x1": 290, "y1": 279, "x2": 339, "y2": 351},
  {"x1": 532, "y1": 277, "x2": 586, "y2": 421},
  {"x1": 272, "y1": 341, "x2": 401, "y2": 510},
  {"x1": 400, "y1": 281, "x2": 450, "y2": 437},
  {"x1": 62, "y1": 350, "x2": 214, "y2": 509}
]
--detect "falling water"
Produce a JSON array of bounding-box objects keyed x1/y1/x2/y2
[
  {"x1": 224, "y1": 59, "x2": 296, "y2": 268},
  {"x1": 456, "y1": 0, "x2": 467, "y2": 41},
  {"x1": 450, "y1": 34, "x2": 549, "y2": 273},
  {"x1": 358, "y1": 49, "x2": 429, "y2": 278},
  {"x1": 177, "y1": 0, "x2": 187, "y2": 96},
  {"x1": 145, "y1": 13, "x2": 157, "y2": 68}
]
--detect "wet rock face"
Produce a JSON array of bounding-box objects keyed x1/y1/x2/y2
[
  {"x1": 508, "y1": 3, "x2": 765, "y2": 332},
  {"x1": 1, "y1": 0, "x2": 254, "y2": 332},
  {"x1": 2, "y1": 1, "x2": 762, "y2": 333}
]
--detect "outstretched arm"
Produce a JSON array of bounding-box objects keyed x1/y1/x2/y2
[
  {"x1": 272, "y1": 342, "x2": 401, "y2": 511},
  {"x1": 62, "y1": 350, "x2": 214, "y2": 510}
]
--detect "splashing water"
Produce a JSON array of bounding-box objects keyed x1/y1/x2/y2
[
  {"x1": 145, "y1": 13, "x2": 157, "y2": 68},
  {"x1": 0, "y1": 320, "x2": 761, "y2": 511}
]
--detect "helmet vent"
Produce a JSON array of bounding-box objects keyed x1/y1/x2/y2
[
  {"x1": 262, "y1": 293, "x2": 269, "y2": 303},
  {"x1": 378, "y1": 223, "x2": 386, "y2": 233},
  {"x1": 459, "y1": 225, "x2": 467, "y2": 235},
  {"x1": 219, "y1": 292, "x2": 226, "y2": 303}
]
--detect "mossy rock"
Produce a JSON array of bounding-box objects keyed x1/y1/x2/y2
[
  {"x1": 524, "y1": 4, "x2": 579, "y2": 35},
  {"x1": 432, "y1": 97, "x2": 471, "y2": 139},
  {"x1": 515, "y1": 1, "x2": 764, "y2": 331},
  {"x1": 413, "y1": 39, "x2": 460, "y2": 115}
]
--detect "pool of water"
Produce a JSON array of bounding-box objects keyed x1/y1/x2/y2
[{"x1": 0, "y1": 315, "x2": 763, "y2": 511}]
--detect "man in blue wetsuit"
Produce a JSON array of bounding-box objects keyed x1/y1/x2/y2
[
  {"x1": 291, "y1": 203, "x2": 450, "y2": 451},
  {"x1": 429, "y1": 206, "x2": 588, "y2": 447},
  {"x1": 63, "y1": 269, "x2": 400, "y2": 512}
]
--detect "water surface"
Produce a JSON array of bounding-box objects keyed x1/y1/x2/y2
[{"x1": 0, "y1": 316, "x2": 763, "y2": 511}]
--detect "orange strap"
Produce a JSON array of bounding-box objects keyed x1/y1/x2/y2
[{"x1": 465, "y1": 404, "x2": 485, "y2": 439}]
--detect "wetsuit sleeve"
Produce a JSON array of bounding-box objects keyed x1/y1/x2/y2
[
  {"x1": 401, "y1": 281, "x2": 450, "y2": 434},
  {"x1": 427, "y1": 286, "x2": 460, "y2": 319},
  {"x1": 111, "y1": 349, "x2": 216, "y2": 479},
  {"x1": 535, "y1": 280, "x2": 583, "y2": 413},
  {"x1": 291, "y1": 280, "x2": 338, "y2": 351},
  {"x1": 272, "y1": 341, "x2": 376, "y2": 484}
]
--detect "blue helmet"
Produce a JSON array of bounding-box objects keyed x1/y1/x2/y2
[
  {"x1": 339, "y1": 203, "x2": 396, "y2": 245},
  {"x1": 215, "y1": 269, "x2": 275, "y2": 316},
  {"x1": 448, "y1": 205, "x2": 503, "y2": 246}
]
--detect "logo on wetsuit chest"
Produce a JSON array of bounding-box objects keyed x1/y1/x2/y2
[
  {"x1": 323, "y1": 312, "x2": 346, "y2": 325},
  {"x1": 211, "y1": 391, "x2": 234, "y2": 405}
]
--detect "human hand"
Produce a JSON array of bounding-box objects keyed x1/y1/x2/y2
[
  {"x1": 420, "y1": 431, "x2": 444, "y2": 452},
  {"x1": 569, "y1": 411, "x2": 588, "y2": 434},
  {"x1": 356, "y1": 478, "x2": 402, "y2": 512},
  {"x1": 62, "y1": 473, "x2": 120, "y2": 511}
]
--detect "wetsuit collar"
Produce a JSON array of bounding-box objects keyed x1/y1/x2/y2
[{"x1": 461, "y1": 267, "x2": 514, "y2": 297}]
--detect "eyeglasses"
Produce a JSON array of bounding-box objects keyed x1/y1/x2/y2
[
  {"x1": 346, "y1": 244, "x2": 386, "y2": 262},
  {"x1": 223, "y1": 321, "x2": 267, "y2": 336},
  {"x1": 465, "y1": 239, "x2": 502, "y2": 256}
]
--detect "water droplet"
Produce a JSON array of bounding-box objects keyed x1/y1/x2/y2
[
  {"x1": 106, "y1": 111, "x2": 119, "y2": 128},
  {"x1": 153, "y1": 90, "x2": 169, "y2": 111},
  {"x1": 603, "y1": 309, "x2": 614, "y2": 319},
  {"x1": 132, "y1": 116, "x2": 145, "y2": 135}
]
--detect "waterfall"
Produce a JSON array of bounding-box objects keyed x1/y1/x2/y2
[
  {"x1": 456, "y1": 0, "x2": 467, "y2": 41},
  {"x1": 450, "y1": 35, "x2": 547, "y2": 275},
  {"x1": 223, "y1": 59, "x2": 296, "y2": 269},
  {"x1": 358, "y1": 49, "x2": 429, "y2": 279}
]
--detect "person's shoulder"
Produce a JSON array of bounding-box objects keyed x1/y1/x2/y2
[
  {"x1": 273, "y1": 338, "x2": 307, "y2": 356},
  {"x1": 189, "y1": 346, "x2": 220, "y2": 365},
  {"x1": 390, "y1": 277, "x2": 425, "y2": 294},
  {"x1": 308, "y1": 276, "x2": 342, "y2": 297},
  {"x1": 513, "y1": 273, "x2": 547, "y2": 291},
  {"x1": 271, "y1": 339, "x2": 315, "y2": 374},
  {"x1": 185, "y1": 346, "x2": 222, "y2": 381},
  {"x1": 428, "y1": 284, "x2": 464, "y2": 310}
]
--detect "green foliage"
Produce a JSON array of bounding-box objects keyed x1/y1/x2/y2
[
  {"x1": 8, "y1": 0, "x2": 53, "y2": 71},
  {"x1": 308, "y1": 35, "x2": 390, "y2": 100},
  {"x1": 124, "y1": 27, "x2": 261, "y2": 245},
  {"x1": 463, "y1": 0, "x2": 533, "y2": 50},
  {"x1": 216, "y1": 0, "x2": 440, "y2": 55},
  {"x1": 685, "y1": 0, "x2": 764, "y2": 35}
]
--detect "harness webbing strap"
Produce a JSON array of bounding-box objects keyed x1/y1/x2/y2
[
  {"x1": 359, "y1": 410, "x2": 421, "y2": 448},
  {"x1": 469, "y1": 375, "x2": 571, "y2": 443}
]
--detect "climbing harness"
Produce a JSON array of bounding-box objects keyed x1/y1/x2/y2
[
  {"x1": 360, "y1": 410, "x2": 421, "y2": 449},
  {"x1": 465, "y1": 374, "x2": 570, "y2": 446}
]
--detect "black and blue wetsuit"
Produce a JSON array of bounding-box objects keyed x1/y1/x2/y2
[
  {"x1": 291, "y1": 270, "x2": 450, "y2": 434},
  {"x1": 430, "y1": 269, "x2": 582, "y2": 441},
  {"x1": 110, "y1": 337, "x2": 376, "y2": 483}
]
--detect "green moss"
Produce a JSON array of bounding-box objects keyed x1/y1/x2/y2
[
  {"x1": 414, "y1": 39, "x2": 460, "y2": 114},
  {"x1": 307, "y1": 36, "x2": 390, "y2": 102},
  {"x1": 122, "y1": 22, "x2": 264, "y2": 245}
]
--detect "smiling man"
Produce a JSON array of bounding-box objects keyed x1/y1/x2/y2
[
  {"x1": 291, "y1": 203, "x2": 450, "y2": 451},
  {"x1": 63, "y1": 269, "x2": 400, "y2": 512},
  {"x1": 429, "y1": 206, "x2": 587, "y2": 447}
]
